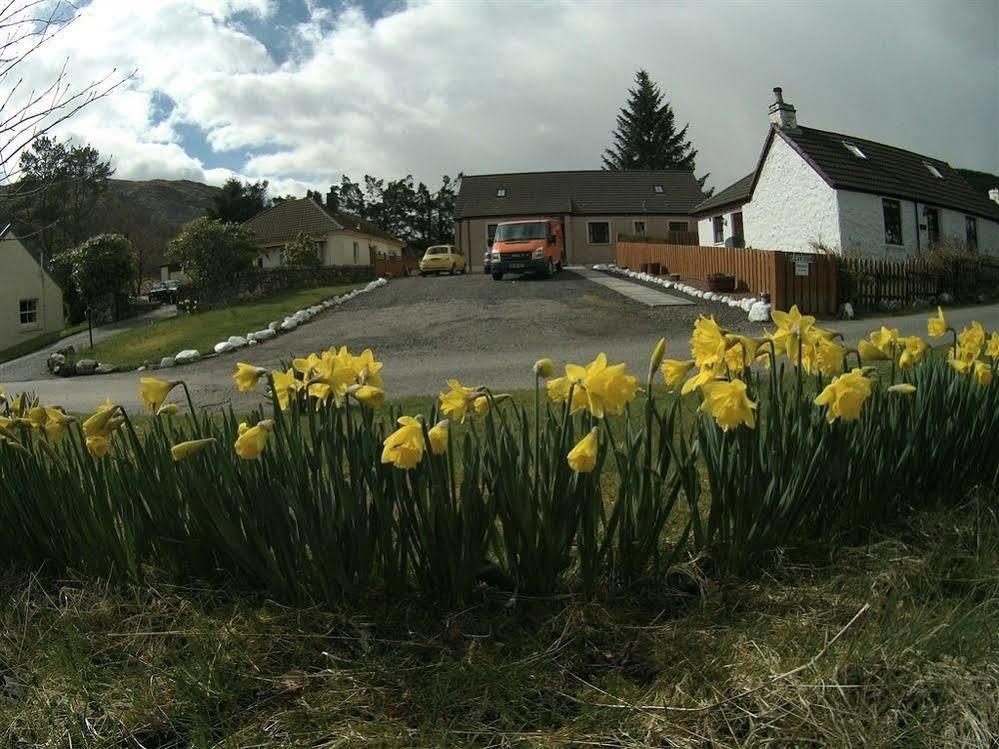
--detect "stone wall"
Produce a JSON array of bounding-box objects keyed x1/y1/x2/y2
[{"x1": 189, "y1": 266, "x2": 375, "y2": 306}]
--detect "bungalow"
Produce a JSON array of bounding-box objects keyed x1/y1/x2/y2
[
  {"x1": 694, "y1": 88, "x2": 999, "y2": 257},
  {"x1": 0, "y1": 224, "x2": 64, "y2": 351},
  {"x1": 454, "y1": 170, "x2": 707, "y2": 267},
  {"x1": 243, "y1": 193, "x2": 404, "y2": 268}
]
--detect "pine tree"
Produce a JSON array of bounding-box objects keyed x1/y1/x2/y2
[{"x1": 602, "y1": 70, "x2": 709, "y2": 190}]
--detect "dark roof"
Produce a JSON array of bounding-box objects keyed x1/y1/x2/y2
[
  {"x1": 455, "y1": 170, "x2": 708, "y2": 219},
  {"x1": 692, "y1": 173, "x2": 755, "y2": 215},
  {"x1": 243, "y1": 198, "x2": 402, "y2": 246},
  {"x1": 765, "y1": 126, "x2": 999, "y2": 221}
]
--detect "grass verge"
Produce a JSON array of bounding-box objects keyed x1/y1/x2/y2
[
  {"x1": 0, "y1": 323, "x2": 87, "y2": 365},
  {"x1": 2, "y1": 491, "x2": 995, "y2": 747},
  {"x1": 68, "y1": 284, "x2": 363, "y2": 368}
]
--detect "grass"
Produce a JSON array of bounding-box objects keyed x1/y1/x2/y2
[
  {"x1": 0, "y1": 322, "x2": 87, "y2": 365},
  {"x1": 67, "y1": 284, "x2": 363, "y2": 368},
  {"x1": 2, "y1": 491, "x2": 995, "y2": 747}
]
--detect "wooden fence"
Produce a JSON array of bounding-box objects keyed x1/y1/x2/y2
[
  {"x1": 615, "y1": 241, "x2": 840, "y2": 315},
  {"x1": 838, "y1": 255, "x2": 999, "y2": 309},
  {"x1": 374, "y1": 255, "x2": 419, "y2": 277}
]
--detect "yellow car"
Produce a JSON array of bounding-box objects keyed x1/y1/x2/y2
[{"x1": 419, "y1": 245, "x2": 466, "y2": 275}]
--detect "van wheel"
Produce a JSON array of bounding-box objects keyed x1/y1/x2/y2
[{"x1": 492, "y1": 272, "x2": 503, "y2": 281}]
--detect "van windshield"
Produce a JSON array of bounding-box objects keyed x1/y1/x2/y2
[{"x1": 495, "y1": 222, "x2": 547, "y2": 242}]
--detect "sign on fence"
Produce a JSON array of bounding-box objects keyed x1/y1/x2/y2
[{"x1": 790, "y1": 253, "x2": 812, "y2": 277}]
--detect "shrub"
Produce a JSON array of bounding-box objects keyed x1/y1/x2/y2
[
  {"x1": 283, "y1": 231, "x2": 322, "y2": 268},
  {"x1": 167, "y1": 217, "x2": 258, "y2": 288}
]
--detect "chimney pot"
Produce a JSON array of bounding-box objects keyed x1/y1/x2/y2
[
  {"x1": 326, "y1": 187, "x2": 339, "y2": 214},
  {"x1": 768, "y1": 85, "x2": 797, "y2": 131}
]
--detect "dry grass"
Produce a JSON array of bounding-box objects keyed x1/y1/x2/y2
[{"x1": 1, "y1": 494, "x2": 997, "y2": 748}]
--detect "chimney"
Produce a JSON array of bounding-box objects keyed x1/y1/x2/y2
[
  {"x1": 989, "y1": 187, "x2": 999, "y2": 205},
  {"x1": 769, "y1": 86, "x2": 798, "y2": 131},
  {"x1": 326, "y1": 186, "x2": 339, "y2": 214}
]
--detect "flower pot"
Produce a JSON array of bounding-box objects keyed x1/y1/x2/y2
[{"x1": 707, "y1": 273, "x2": 736, "y2": 292}]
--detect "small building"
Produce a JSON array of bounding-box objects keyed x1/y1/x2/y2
[
  {"x1": 454, "y1": 170, "x2": 707, "y2": 267},
  {"x1": 0, "y1": 224, "x2": 64, "y2": 351},
  {"x1": 695, "y1": 88, "x2": 999, "y2": 257},
  {"x1": 243, "y1": 193, "x2": 404, "y2": 268}
]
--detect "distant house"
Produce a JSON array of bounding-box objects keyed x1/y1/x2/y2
[
  {"x1": 454, "y1": 170, "x2": 707, "y2": 267},
  {"x1": 0, "y1": 225, "x2": 64, "y2": 351},
  {"x1": 694, "y1": 88, "x2": 999, "y2": 257},
  {"x1": 243, "y1": 193, "x2": 404, "y2": 268}
]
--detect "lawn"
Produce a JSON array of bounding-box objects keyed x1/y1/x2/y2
[
  {"x1": 70, "y1": 284, "x2": 362, "y2": 368},
  {"x1": 0, "y1": 322, "x2": 87, "y2": 365},
  {"x1": 2, "y1": 494, "x2": 994, "y2": 747}
]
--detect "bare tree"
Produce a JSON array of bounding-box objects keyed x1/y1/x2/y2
[{"x1": 0, "y1": 0, "x2": 133, "y2": 187}]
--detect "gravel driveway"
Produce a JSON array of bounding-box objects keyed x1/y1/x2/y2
[{"x1": 2, "y1": 271, "x2": 766, "y2": 413}]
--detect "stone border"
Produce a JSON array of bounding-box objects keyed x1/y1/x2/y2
[
  {"x1": 592, "y1": 265, "x2": 772, "y2": 322},
  {"x1": 47, "y1": 278, "x2": 390, "y2": 377}
]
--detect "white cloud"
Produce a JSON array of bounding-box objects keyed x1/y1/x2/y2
[{"x1": 10, "y1": 0, "x2": 997, "y2": 197}]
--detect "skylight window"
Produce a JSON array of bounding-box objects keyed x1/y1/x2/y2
[
  {"x1": 841, "y1": 141, "x2": 866, "y2": 159},
  {"x1": 653, "y1": 185, "x2": 664, "y2": 193},
  {"x1": 923, "y1": 162, "x2": 944, "y2": 179},
  {"x1": 496, "y1": 188, "x2": 506, "y2": 197}
]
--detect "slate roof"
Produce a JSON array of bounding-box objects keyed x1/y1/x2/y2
[
  {"x1": 692, "y1": 173, "x2": 755, "y2": 215},
  {"x1": 768, "y1": 126, "x2": 999, "y2": 221},
  {"x1": 243, "y1": 198, "x2": 402, "y2": 247},
  {"x1": 455, "y1": 170, "x2": 708, "y2": 219}
]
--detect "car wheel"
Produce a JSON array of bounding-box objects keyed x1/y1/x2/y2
[
  {"x1": 492, "y1": 272, "x2": 503, "y2": 281},
  {"x1": 419, "y1": 271, "x2": 426, "y2": 276},
  {"x1": 450, "y1": 264, "x2": 456, "y2": 275}
]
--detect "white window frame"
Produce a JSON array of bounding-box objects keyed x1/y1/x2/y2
[
  {"x1": 496, "y1": 188, "x2": 506, "y2": 197},
  {"x1": 632, "y1": 220, "x2": 646, "y2": 235},
  {"x1": 653, "y1": 184, "x2": 664, "y2": 194},
  {"x1": 923, "y1": 161, "x2": 944, "y2": 179},
  {"x1": 712, "y1": 215, "x2": 725, "y2": 244},
  {"x1": 19, "y1": 298, "x2": 38, "y2": 326},
  {"x1": 586, "y1": 220, "x2": 611, "y2": 245}
]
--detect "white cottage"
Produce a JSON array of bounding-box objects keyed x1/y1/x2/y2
[{"x1": 695, "y1": 88, "x2": 999, "y2": 257}]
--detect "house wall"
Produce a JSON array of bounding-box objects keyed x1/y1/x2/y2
[
  {"x1": 837, "y1": 190, "x2": 999, "y2": 258},
  {"x1": 696, "y1": 208, "x2": 744, "y2": 247},
  {"x1": 455, "y1": 214, "x2": 694, "y2": 268},
  {"x1": 254, "y1": 231, "x2": 401, "y2": 269},
  {"x1": 0, "y1": 235, "x2": 64, "y2": 351},
  {"x1": 743, "y1": 135, "x2": 841, "y2": 253},
  {"x1": 159, "y1": 266, "x2": 188, "y2": 282}
]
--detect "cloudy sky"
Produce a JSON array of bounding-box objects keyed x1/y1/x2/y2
[{"x1": 16, "y1": 0, "x2": 999, "y2": 195}]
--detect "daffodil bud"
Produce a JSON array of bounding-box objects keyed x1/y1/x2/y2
[
  {"x1": 648, "y1": 338, "x2": 667, "y2": 376},
  {"x1": 533, "y1": 358, "x2": 555, "y2": 379}
]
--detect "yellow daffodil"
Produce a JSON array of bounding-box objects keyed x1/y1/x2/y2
[
  {"x1": 724, "y1": 340, "x2": 750, "y2": 375},
  {"x1": 138, "y1": 377, "x2": 180, "y2": 412},
  {"x1": 698, "y1": 379, "x2": 757, "y2": 431},
  {"x1": 427, "y1": 419, "x2": 449, "y2": 455},
  {"x1": 680, "y1": 365, "x2": 719, "y2": 396},
  {"x1": 927, "y1": 306, "x2": 948, "y2": 338},
  {"x1": 957, "y1": 321, "x2": 986, "y2": 357},
  {"x1": 986, "y1": 332, "x2": 999, "y2": 359},
  {"x1": 555, "y1": 353, "x2": 638, "y2": 418},
  {"x1": 690, "y1": 316, "x2": 728, "y2": 368},
  {"x1": 547, "y1": 375, "x2": 588, "y2": 413},
  {"x1": 898, "y1": 336, "x2": 929, "y2": 370},
  {"x1": 973, "y1": 361, "x2": 993, "y2": 387},
  {"x1": 473, "y1": 395, "x2": 490, "y2": 415},
  {"x1": 814, "y1": 368, "x2": 874, "y2": 424},
  {"x1": 308, "y1": 349, "x2": 357, "y2": 405},
  {"x1": 157, "y1": 403, "x2": 180, "y2": 417},
  {"x1": 233, "y1": 363, "x2": 268, "y2": 392},
  {"x1": 948, "y1": 345, "x2": 977, "y2": 375},
  {"x1": 86, "y1": 435, "x2": 111, "y2": 458},
  {"x1": 237, "y1": 421, "x2": 249, "y2": 435},
  {"x1": 270, "y1": 369, "x2": 302, "y2": 410},
  {"x1": 858, "y1": 339, "x2": 889, "y2": 361},
  {"x1": 352, "y1": 385, "x2": 385, "y2": 408},
  {"x1": 661, "y1": 359, "x2": 695, "y2": 388},
  {"x1": 869, "y1": 326, "x2": 901, "y2": 354},
  {"x1": 769, "y1": 305, "x2": 816, "y2": 364},
  {"x1": 234, "y1": 419, "x2": 274, "y2": 460},
  {"x1": 440, "y1": 379, "x2": 479, "y2": 422},
  {"x1": 381, "y1": 415, "x2": 424, "y2": 469},
  {"x1": 171, "y1": 437, "x2": 217, "y2": 462},
  {"x1": 348, "y1": 347, "x2": 384, "y2": 388},
  {"x1": 567, "y1": 427, "x2": 599, "y2": 473},
  {"x1": 888, "y1": 383, "x2": 917, "y2": 395},
  {"x1": 813, "y1": 338, "x2": 846, "y2": 377},
  {"x1": 533, "y1": 358, "x2": 555, "y2": 379},
  {"x1": 649, "y1": 337, "x2": 667, "y2": 374},
  {"x1": 40, "y1": 407, "x2": 72, "y2": 441},
  {"x1": 292, "y1": 352, "x2": 322, "y2": 375},
  {"x1": 82, "y1": 402, "x2": 121, "y2": 438}
]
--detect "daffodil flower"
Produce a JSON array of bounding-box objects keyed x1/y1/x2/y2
[
  {"x1": 661, "y1": 359, "x2": 695, "y2": 388},
  {"x1": 381, "y1": 416, "x2": 425, "y2": 469},
  {"x1": 698, "y1": 379, "x2": 757, "y2": 431},
  {"x1": 927, "y1": 306, "x2": 948, "y2": 338},
  {"x1": 138, "y1": 377, "x2": 180, "y2": 412},
  {"x1": 171, "y1": 438, "x2": 217, "y2": 462},
  {"x1": 972, "y1": 361, "x2": 993, "y2": 387},
  {"x1": 427, "y1": 419, "x2": 449, "y2": 455},
  {"x1": 567, "y1": 427, "x2": 599, "y2": 473},
  {"x1": 814, "y1": 368, "x2": 874, "y2": 423},
  {"x1": 233, "y1": 363, "x2": 268, "y2": 392},
  {"x1": 352, "y1": 385, "x2": 385, "y2": 409},
  {"x1": 234, "y1": 419, "x2": 274, "y2": 460},
  {"x1": 888, "y1": 383, "x2": 916, "y2": 395},
  {"x1": 440, "y1": 379, "x2": 479, "y2": 422},
  {"x1": 157, "y1": 403, "x2": 180, "y2": 417},
  {"x1": 690, "y1": 315, "x2": 728, "y2": 368},
  {"x1": 533, "y1": 358, "x2": 555, "y2": 379},
  {"x1": 86, "y1": 435, "x2": 111, "y2": 458}
]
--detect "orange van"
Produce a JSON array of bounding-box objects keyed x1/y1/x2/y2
[{"x1": 489, "y1": 218, "x2": 565, "y2": 280}]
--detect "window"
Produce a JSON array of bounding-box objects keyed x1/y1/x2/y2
[
  {"x1": 841, "y1": 141, "x2": 866, "y2": 159},
  {"x1": 487, "y1": 223, "x2": 498, "y2": 247},
  {"x1": 353, "y1": 240, "x2": 360, "y2": 263},
  {"x1": 496, "y1": 188, "x2": 506, "y2": 197},
  {"x1": 278, "y1": 250, "x2": 284, "y2": 266},
  {"x1": 633, "y1": 220, "x2": 646, "y2": 235},
  {"x1": 712, "y1": 215, "x2": 725, "y2": 244},
  {"x1": 966, "y1": 216, "x2": 978, "y2": 251},
  {"x1": 653, "y1": 185, "x2": 664, "y2": 194},
  {"x1": 882, "y1": 199, "x2": 903, "y2": 245},
  {"x1": 732, "y1": 212, "x2": 744, "y2": 244},
  {"x1": 925, "y1": 207, "x2": 940, "y2": 245},
  {"x1": 19, "y1": 298, "x2": 38, "y2": 325},
  {"x1": 923, "y1": 161, "x2": 944, "y2": 179},
  {"x1": 496, "y1": 222, "x2": 547, "y2": 241},
  {"x1": 587, "y1": 221, "x2": 610, "y2": 245},
  {"x1": 668, "y1": 221, "x2": 688, "y2": 232},
  {"x1": 257, "y1": 257, "x2": 264, "y2": 269}
]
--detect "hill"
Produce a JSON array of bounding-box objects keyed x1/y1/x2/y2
[
  {"x1": 85, "y1": 178, "x2": 219, "y2": 276},
  {"x1": 955, "y1": 168, "x2": 999, "y2": 199}
]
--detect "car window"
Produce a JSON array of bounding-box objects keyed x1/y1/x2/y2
[{"x1": 427, "y1": 247, "x2": 448, "y2": 255}]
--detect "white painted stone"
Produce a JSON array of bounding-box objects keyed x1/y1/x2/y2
[
  {"x1": 268, "y1": 321, "x2": 280, "y2": 332},
  {"x1": 214, "y1": 341, "x2": 235, "y2": 354},
  {"x1": 280, "y1": 319, "x2": 298, "y2": 331},
  {"x1": 159, "y1": 357, "x2": 176, "y2": 368},
  {"x1": 253, "y1": 328, "x2": 277, "y2": 341},
  {"x1": 248, "y1": 339, "x2": 258, "y2": 346},
  {"x1": 175, "y1": 349, "x2": 200, "y2": 364},
  {"x1": 227, "y1": 336, "x2": 248, "y2": 348},
  {"x1": 748, "y1": 301, "x2": 772, "y2": 322}
]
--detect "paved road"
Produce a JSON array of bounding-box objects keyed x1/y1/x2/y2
[
  {"x1": 2, "y1": 272, "x2": 997, "y2": 415},
  {"x1": 0, "y1": 306, "x2": 176, "y2": 382}
]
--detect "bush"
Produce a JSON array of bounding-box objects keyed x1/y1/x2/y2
[
  {"x1": 53, "y1": 233, "x2": 136, "y2": 320},
  {"x1": 283, "y1": 231, "x2": 322, "y2": 268},
  {"x1": 167, "y1": 217, "x2": 258, "y2": 288}
]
